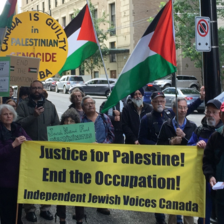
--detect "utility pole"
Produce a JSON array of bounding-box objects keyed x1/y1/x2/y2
[{"x1": 200, "y1": 0, "x2": 221, "y2": 103}]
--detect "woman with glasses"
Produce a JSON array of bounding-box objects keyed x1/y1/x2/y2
[{"x1": 56, "y1": 108, "x2": 85, "y2": 224}]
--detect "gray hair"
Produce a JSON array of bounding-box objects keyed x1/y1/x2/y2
[
  {"x1": 0, "y1": 104, "x2": 17, "y2": 121},
  {"x1": 60, "y1": 108, "x2": 80, "y2": 125},
  {"x1": 81, "y1": 95, "x2": 96, "y2": 107},
  {"x1": 172, "y1": 97, "x2": 187, "y2": 108},
  {"x1": 70, "y1": 88, "x2": 85, "y2": 103}
]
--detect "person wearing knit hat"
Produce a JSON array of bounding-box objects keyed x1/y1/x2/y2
[
  {"x1": 203, "y1": 101, "x2": 224, "y2": 224},
  {"x1": 122, "y1": 87, "x2": 152, "y2": 144}
]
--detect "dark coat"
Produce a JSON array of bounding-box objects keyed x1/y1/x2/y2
[
  {"x1": 188, "y1": 117, "x2": 223, "y2": 145},
  {"x1": 139, "y1": 98, "x2": 203, "y2": 145},
  {"x1": 0, "y1": 122, "x2": 31, "y2": 188},
  {"x1": 203, "y1": 131, "x2": 224, "y2": 205},
  {"x1": 122, "y1": 102, "x2": 152, "y2": 144},
  {"x1": 16, "y1": 97, "x2": 60, "y2": 140},
  {"x1": 157, "y1": 118, "x2": 197, "y2": 145},
  {"x1": 100, "y1": 101, "x2": 124, "y2": 143}
]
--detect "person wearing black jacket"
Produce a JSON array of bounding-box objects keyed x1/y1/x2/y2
[
  {"x1": 157, "y1": 97, "x2": 196, "y2": 224},
  {"x1": 203, "y1": 102, "x2": 224, "y2": 224},
  {"x1": 188, "y1": 99, "x2": 222, "y2": 224},
  {"x1": 139, "y1": 86, "x2": 205, "y2": 145},
  {"x1": 122, "y1": 88, "x2": 152, "y2": 144},
  {"x1": 100, "y1": 100, "x2": 124, "y2": 143}
]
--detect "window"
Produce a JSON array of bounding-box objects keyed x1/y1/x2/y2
[
  {"x1": 71, "y1": 69, "x2": 76, "y2": 75},
  {"x1": 62, "y1": 0, "x2": 65, "y2": 3},
  {"x1": 70, "y1": 14, "x2": 74, "y2": 21},
  {"x1": 69, "y1": 77, "x2": 84, "y2": 82},
  {"x1": 94, "y1": 71, "x2": 99, "y2": 78},
  {"x1": 31, "y1": 8, "x2": 33, "y2": 10},
  {"x1": 88, "y1": 80, "x2": 98, "y2": 84},
  {"x1": 180, "y1": 89, "x2": 199, "y2": 94},
  {"x1": 99, "y1": 80, "x2": 108, "y2": 84},
  {"x1": 110, "y1": 42, "x2": 116, "y2": 62},
  {"x1": 42, "y1": 2, "x2": 45, "y2": 12},
  {"x1": 26, "y1": 0, "x2": 28, "y2": 4},
  {"x1": 145, "y1": 86, "x2": 158, "y2": 92},
  {"x1": 48, "y1": 0, "x2": 51, "y2": 10},
  {"x1": 62, "y1": 17, "x2": 66, "y2": 27},
  {"x1": 37, "y1": 5, "x2": 39, "y2": 10},
  {"x1": 110, "y1": 70, "x2": 116, "y2": 78},
  {"x1": 93, "y1": 9, "x2": 97, "y2": 20},
  {"x1": 79, "y1": 66, "x2": 84, "y2": 75},
  {"x1": 110, "y1": 3, "x2": 116, "y2": 36},
  {"x1": 55, "y1": 0, "x2": 57, "y2": 7}
]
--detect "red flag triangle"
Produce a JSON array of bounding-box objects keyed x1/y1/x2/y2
[{"x1": 77, "y1": 6, "x2": 97, "y2": 43}]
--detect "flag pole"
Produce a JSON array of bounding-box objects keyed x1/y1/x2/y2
[
  {"x1": 85, "y1": 0, "x2": 112, "y2": 94},
  {"x1": 171, "y1": 0, "x2": 178, "y2": 127}
]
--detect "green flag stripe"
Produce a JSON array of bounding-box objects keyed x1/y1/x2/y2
[
  {"x1": 58, "y1": 41, "x2": 98, "y2": 75},
  {"x1": 102, "y1": 54, "x2": 176, "y2": 112},
  {"x1": 0, "y1": 4, "x2": 12, "y2": 28}
]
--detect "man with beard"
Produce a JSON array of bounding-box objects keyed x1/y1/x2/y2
[
  {"x1": 138, "y1": 88, "x2": 204, "y2": 224},
  {"x1": 188, "y1": 99, "x2": 222, "y2": 224},
  {"x1": 203, "y1": 102, "x2": 224, "y2": 224},
  {"x1": 138, "y1": 87, "x2": 205, "y2": 145},
  {"x1": 16, "y1": 80, "x2": 60, "y2": 222},
  {"x1": 122, "y1": 88, "x2": 152, "y2": 144}
]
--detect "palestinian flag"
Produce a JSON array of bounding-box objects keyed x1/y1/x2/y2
[
  {"x1": 58, "y1": 4, "x2": 98, "y2": 75},
  {"x1": 0, "y1": 0, "x2": 17, "y2": 46},
  {"x1": 102, "y1": 0, "x2": 176, "y2": 112}
]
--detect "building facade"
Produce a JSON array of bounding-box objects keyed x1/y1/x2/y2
[{"x1": 21, "y1": 0, "x2": 201, "y2": 82}]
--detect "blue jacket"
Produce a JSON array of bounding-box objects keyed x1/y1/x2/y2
[
  {"x1": 138, "y1": 97, "x2": 203, "y2": 145},
  {"x1": 188, "y1": 117, "x2": 223, "y2": 146}
]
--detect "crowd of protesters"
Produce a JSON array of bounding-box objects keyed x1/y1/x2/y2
[{"x1": 0, "y1": 80, "x2": 224, "y2": 224}]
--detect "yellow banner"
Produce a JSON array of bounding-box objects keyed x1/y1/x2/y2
[{"x1": 18, "y1": 141, "x2": 205, "y2": 217}]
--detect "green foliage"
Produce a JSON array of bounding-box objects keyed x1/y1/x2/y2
[
  {"x1": 149, "y1": 0, "x2": 224, "y2": 79},
  {"x1": 73, "y1": 2, "x2": 110, "y2": 75}
]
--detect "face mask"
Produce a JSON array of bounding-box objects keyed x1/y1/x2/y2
[
  {"x1": 206, "y1": 117, "x2": 216, "y2": 127},
  {"x1": 132, "y1": 98, "x2": 143, "y2": 108}
]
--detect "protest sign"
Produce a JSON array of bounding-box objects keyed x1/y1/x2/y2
[
  {"x1": 18, "y1": 142, "x2": 205, "y2": 217},
  {"x1": 47, "y1": 122, "x2": 96, "y2": 143},
  {"x1": 9, "y1": 55, "x2": 40, "y2": 86},
  {"x1": 0, "y1": 11, "x2": 68, "y2": 81},
  {"x1": 0, "y1": 56, "x2": 10, "y2": 96}
]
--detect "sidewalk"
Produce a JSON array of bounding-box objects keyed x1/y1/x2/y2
[
  {"x1": 21, "y1": 205, "x2": 164, "y2": 224},
  {"x1": 20, "y1": 206, "x2": 201, "y2": 224}
]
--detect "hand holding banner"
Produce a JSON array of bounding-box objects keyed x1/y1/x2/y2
[{"x1": 18, "y1": 142, "x2": 205, "y2": 217}]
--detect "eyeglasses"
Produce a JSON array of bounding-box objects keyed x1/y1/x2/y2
[
  {"x1": 83, "y1": 102, "x2": 95, "y2": 106},
  {"x1": 178, "y1": 106, "x2": 188, "y2": 110},
  {"x1": 64, "y1": 119, "x2": 75, "y2": 124},
  {"x1": 31, "y1": 87, "x2": 43, "y2": 90},
  {"x1": 205, "y1": 110, "x2": 219, "y2": 115},
  {"x1": 153, "y1": 100, "x2": 165, "y2": 104}
]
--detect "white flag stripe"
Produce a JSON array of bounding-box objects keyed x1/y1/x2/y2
[
  {"x1": 67, "y1": 28, "x2": 88, "y2": 57},
  {"x1": 120, "y1": 32, "x2": 156, "y2": 75}
]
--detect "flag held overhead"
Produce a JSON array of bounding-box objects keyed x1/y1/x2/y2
[
  {"x1": 58, "y1": 4, "x2": 98, "y2": 76},
  {"x1": 102, "y1": 0, "x2": 176, "y2": 113}
]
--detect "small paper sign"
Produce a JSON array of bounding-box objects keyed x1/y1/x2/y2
[
  {"x1": 0, "y1": 56, "x2": 10, "y2": 96},
  {"x1": 47, "y1": 122, "x2": 96, "y2": 143}
]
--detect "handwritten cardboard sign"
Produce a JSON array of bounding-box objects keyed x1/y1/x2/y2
[
  {"x1": 0, "y1": 56, "x2": 10, "y2": 96},
  {"x1": 8, "y1": 55, "x2": 40, "y2": 86},
  {"x1": 47, "y1": 122, "x2": 96, "y2": 143}
]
